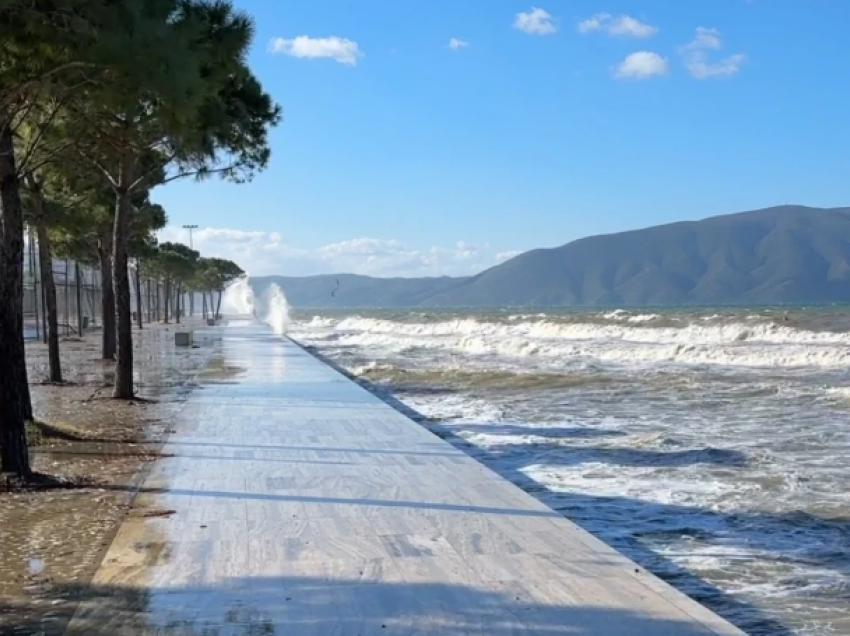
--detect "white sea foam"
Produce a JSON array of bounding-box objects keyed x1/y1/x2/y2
[
  {"x1": 824, "y1": 386, "x2": 850, "y2": 400},
  {"x1": 306, "y1": 315, "x2": 337, "y2": 328},
  {"x1": 290, "y1": 315, "x2": 850, "y2": 368},
  {"x1": 323, "y1": 315, "x2": 850, "y2": 345},
  {"x1": 602, "y1": 309, "x2": 661, "y2": 323},
  {"x1": 602, "y1": 309, "x2": 629, "y2": 319}
]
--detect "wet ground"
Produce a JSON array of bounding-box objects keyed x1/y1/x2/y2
[
  {"x1": 56, "y1": 322, "x2": 741, "y2": 636},
  {"x1": 0, "y1": 320, "x2": 218, "y2": 635}
]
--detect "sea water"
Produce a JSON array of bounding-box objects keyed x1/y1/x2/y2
[{"x1": 288, "y1": 306, "x2": 850, "y2": 635}]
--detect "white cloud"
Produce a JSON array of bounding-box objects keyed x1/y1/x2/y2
[
  {"x1": 158, "y1": 227, "x2": 519, "y2": 278},
  {"x1": 577, "y1": 13, "x2": 608, "y2": 34},
  {"x1": 682, "y1": 27, "x2": 722, "y2": 51},
  {"x1": 448, "y1": 38, "x2": 469, "y2": 50},
  {"x1": 268, "y1": 36, "x2": 363, "y2": 66},
  {"x1": 495, "y1": 250, "x2": 522, "y2": 262},
  {"x1": 514, "y1": 7, "x2": 557, "y2": 35},
  {"x1": 615, "y1": 51, "x2": 669, "y2": 79},
  {"x1": 686, "y1": 52, "x2": 746, "y2": 79},
  {"x1": 680, "y1": 27, "x2": 746, "y2": 79},
  {"x1": 578, "y1": 13, "x2": 657, "y2": 38}
]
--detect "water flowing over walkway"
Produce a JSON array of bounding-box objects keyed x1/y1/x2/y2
[{"x1": 66, "y1": 320, "x2": 744, "y2": 635}]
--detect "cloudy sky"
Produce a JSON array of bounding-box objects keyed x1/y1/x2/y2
[
  {"x1": 159, "y1": 226, "x2": 520, "y2": 277},
  {"x1": 153, "y1": 0, "x2": 849, "y2": 278}
]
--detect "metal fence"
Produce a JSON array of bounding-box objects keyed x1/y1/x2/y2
[
  {"x1": 23, "y1": 232, "x2": 103, "y2": 340},
  {"x1": 22, "y1": 231, "x2": 195, "y2": 341}
]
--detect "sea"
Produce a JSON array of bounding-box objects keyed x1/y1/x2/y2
[{"x1": 286, "y1": 306, "x2": 850, "y2": 635}]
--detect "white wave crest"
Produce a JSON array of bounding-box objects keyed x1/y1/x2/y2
[
  {"x1": 325, "y1": 316, "x2": 850, "y2": 346},
  {"x1": 290, "y1": 315, "x2": 850, "y2": 368}
]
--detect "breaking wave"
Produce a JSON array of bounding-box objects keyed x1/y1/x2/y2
[
  {"x1": 292, "y1": 312, "x2": 850, "y2": 368},
  {"x1": 221, "y1": 276, "x2": 255, "y2": 316},
  {"x1": 222, "y1": 276, "x2": 291, "y2": 335}
]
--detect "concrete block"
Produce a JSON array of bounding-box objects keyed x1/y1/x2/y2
[{"x1": 175, "y1": 332, "x2": 193, "y2": 347}]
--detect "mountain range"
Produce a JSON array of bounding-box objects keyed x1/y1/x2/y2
[{"x1": 251, "y1": 205, "x2": 850, "y2": 307}]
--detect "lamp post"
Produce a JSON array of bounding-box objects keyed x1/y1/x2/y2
[
  {"x1": 182, "y1": 224, "x2": 198, "y2": 249},
  {"x1": 182, "y1": 225, "x2": 198, "y2": 317}
]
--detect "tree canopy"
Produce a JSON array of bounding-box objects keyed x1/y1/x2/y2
[
  {"x1": 1, "y1": 0, "x2": 276, "y2": 475},
  {"x1": 196, "y1": 257, "x2": 244, "y2": 291}
]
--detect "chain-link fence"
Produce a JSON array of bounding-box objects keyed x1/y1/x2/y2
[{"x1": 22, "y1": 231, "x2": 195, "y2": 341}]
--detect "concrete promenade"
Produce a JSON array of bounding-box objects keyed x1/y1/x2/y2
[{"x1": 67, "y1": 321, "x2": 744, "y2": 635}]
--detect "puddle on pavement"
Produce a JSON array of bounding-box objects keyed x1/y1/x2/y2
[
  {"x1": 26, "y1": 558, "x2": 44, "y2": 576},
  {"x1": 194, "y1": 355, "x2": 247, "y2": 384}
]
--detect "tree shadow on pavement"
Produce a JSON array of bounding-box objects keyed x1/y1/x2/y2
[{"x1": 3, "y1": 576, "x2": 744, "y2": 636}]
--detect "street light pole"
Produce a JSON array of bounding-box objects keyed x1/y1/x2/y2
[
  {"x1": 182, "y1": 224, "x2": 198, "y2": 249},
  {"x1": 182, "y1": 224, "x2": 198, "y2": 317}
]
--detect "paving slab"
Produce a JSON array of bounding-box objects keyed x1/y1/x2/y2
[{"x1": 66, "y1": 320, "x2": 745, "y2": 635}]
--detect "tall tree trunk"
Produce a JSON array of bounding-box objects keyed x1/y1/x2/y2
[
  {"x1": 163, "y1": 279, "x2": 170, "y2": 324},
  {"x1": 145, "y1": 278, "x2": 151, "y2": 323},
  {"x1": 216, "y1": 288, "x2": 223, "y2": 320},
  {"x1": 0, "y1": 120, "x2": 31, "y2": 475},
  {"x1": 202, "y1": 292, "x2": 207, "y2": 319},
  {"x1": 175, "y1": 283, "x2": 181, "y2": 324},
  {"x1": 134, "y1": 259, "x2": 143, "y2": 330},
  {"x1": 32, "y1": 193, "x2": 61, "y2": 383},
  {"x1": 111, "y1": 150, "x2": 135, "y2": 400},
  {"x1": 97, "y1": 234, "x2": 116, "y2": 359}
]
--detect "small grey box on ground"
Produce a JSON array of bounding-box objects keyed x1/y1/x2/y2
[
  {"x1": 207, "y1": 318, "x2": 216, "y2": 326},
  {"x1": 175, "y1": 332, "x2": 193, "y2": 347}
]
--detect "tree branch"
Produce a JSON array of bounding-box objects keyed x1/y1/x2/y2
[
  {"x1": 127, "y1": 150, "x2": 181, "y2": 191},
  {"x1": 64, "y1": 103, "x2": 125, "y2": 151},
  {"x1": 9, "y1": 87, "x2": 43, "y2": 135},
  {"x1": 155, "y1": 163, "x2": 242, "y2": 187},
  {"x1": 16, "y1": 98, "x2": 71, "y2": 175},
  {"x1": 20, "y1": 141, "x2": 76, "y2": 177},
  {"x1": 76, "y1": 148, "x2": 118, "y2": 189},
  {"x1": 0, "y1": 62, "x2": 99, "y2": 111}
]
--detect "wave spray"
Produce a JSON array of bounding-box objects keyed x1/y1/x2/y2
[
  {"x1": 221, "y1": 276, "x2": 255, "y2": 316},
  {"x1": 262, "y1": 283, "x2": 291, "y2": 335},
  {"x1": 220, "y1": 276, "x2": 291, "y2": 335}
]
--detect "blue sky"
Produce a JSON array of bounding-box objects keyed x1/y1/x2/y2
[{"x1": 156, "y1": 0, "x2": 850, "y2": 277}]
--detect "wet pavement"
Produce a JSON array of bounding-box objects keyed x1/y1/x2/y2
[
  {"x1": 61, "y1": 320, "x2": 743, "y2": 635},
  {"x1": 0, "y1": 320, "x2": 217, "y2": 635}
]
